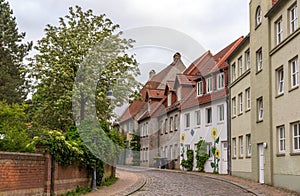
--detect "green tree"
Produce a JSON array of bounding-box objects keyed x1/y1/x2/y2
[
  {"x1": 129, "y1": 130, "x2": 140, "y2": 166},
  {"x1": 0, "y1": 101, "x2": 33, "y2": 152},
  {"x1": 28, "y1": 6, "x2": 140, "y2": 131},
  {"x1": 0, "y1": 0, "x2": 32, "y2": 104}
]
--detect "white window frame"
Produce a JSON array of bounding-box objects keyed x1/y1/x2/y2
[
  {"x1": 206, "y1": 107, "x2": 212, "y2": 125},
  {"x1": 197, "y1": 81, "x2": 203, "y2": 96},
  {"x1": 165, "y1": 118, "x2": 168, "y2": 133},
  {"x1": 278, "y1": 126, "x2": 285, "y2": 153},
  {"x1": 232, "y1": 63, "x2": 236, "y2": 81},
  {"x1": 217, "y1": 104, "x2": 224, "y2": 122},
  {"x1": 217, "y1": 73, "x2": 224, "y2": 89},
  {"x1": 246, "y1": 134, "x2": 251, "y2": 157},
  {"x1": 174, "y1": 115, "x2": 178, "y2": 131},
  {"x1": 239, "y1": 136, "x2": 244, "y2": 158},
  {"x1": 277, "y1": 67, "x2": 284, "y2": 94},
  {"x1": 177, "y1": 87, "x2": 182, "y2": 101},
  {"x1": 257, "y1": 97, "x2": 263, "y2": 121},
  {"x1": 276, "y1": 17, "x2": 283, "y2": 45},
  {"x1": 232, "y1": 138, "x2": 237, "y2": 158},
  {"x1": 239, "y1": 93, "x2": 243, "y2": 114},
  {"x1": 245, "y1": 88, "x2": 251, "y2": 110},
  {"x1": 292, "y1": 123, "x2": 300, "y2": 152},
  {"x1": 245, "y1": 50, "x2": 250, "y2": 70},
  {"x1": 206, "y1": 77, "x2": 213, "y2": 93},
  {"x1": 168, "y1": 93, "x2": 172, "y2": 106},
  {"x1": 290, "y1": 5, "x2": 298, "y2": 34},
  {"x1": 256, "y1": 49, "x2": 262, "y2": 72},
  {"x1": 290, "y1": 57, "x2": 299, "y2": 88},
  {"x1": 238, "y1": 56, "x2": 243, "y2": 76},
  {"x1": 184, "y1": 113, "x2": 190, "y2": 128},
  {"x1": 256, "y1": 6, "x2": 262, "y2": 27},
  {"x1": 232, "y1": 97, "x2": 237, "y2": 117},
  {"x1": 195, "y1": 110, "x2": 201, "y2": 126},
  {"x1": 170, "y1": 117, "x2": 173, "y2": 132}
]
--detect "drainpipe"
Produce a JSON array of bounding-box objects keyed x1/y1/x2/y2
[{"x1": 227, "y1": 68, "x2": 232, "y2": 175}]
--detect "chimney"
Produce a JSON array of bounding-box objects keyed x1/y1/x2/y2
[
  {"x1": 149, "y1": 69, "x2": 156, "y2": 79},
  {"x1": 173, "y1": 52, "x2": 181, "y2": 63},
  {"x1": 272, "y1": 0, "x2": 278, "y2": 6}
]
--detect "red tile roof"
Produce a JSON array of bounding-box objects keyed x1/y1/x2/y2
[
  {"x1": 146, "y1": 89, "x2": 165, "y2": 100},
  {"x1": 118, "y1": 100, "x2": 145, "y2": 123}
]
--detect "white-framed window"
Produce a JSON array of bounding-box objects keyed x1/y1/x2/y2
[
  {"x1": 245, "y1": 88, "x2": 251, "y2": 110},
  {"x1": 232, "y1": 63, "x2": 237, "y2": 81},
  {"x1": 165, "y1": 118, "x2": 168, "y2": 133},
  {"x1": 207, "y1": 143, "x2": 212, "y2": 157},
  {"x1": 256, "y1": 48, "x2": 263, "y2": 72},
  {"x1": 239, "y1": 93, "x2": 243, "y2": 114},
  {"x1": 195, "y1": 110, "x2": 201, "y2": 126},
  {"x1": 245, "y1": 49, "x2": 251, "y2": 70},
  {"x1": 290, "y1": 4, "x2": 298, "y2": 34},
  {"x1": 168, "y1": 93, "x2": 172, "y2": 106},
  {"x1": 278, "y1": 126, "x2": 285, "y2": 153},
  {"x1": 257, "y1": 97, "x2": 263, "y2": 121},
  {"x1": 170, "y1": 117, "x2": 173, "y2": 132},
  {"x1": 197, "y1": 81, "x2": 203, "y2": 96},
  {"x1": 174, "y1": 114, "x2": 178, "y2": 131},
  {"x1": 232, "y1": 138, "x2": 237, "y2": 158},
  {"x1": 177, "y1": 87, "x2": 182, "y2": 101},
  {"x1": 232, "y1": 97, "x2": 237, "y2": 117},
  {"x1": 277, "y1": 67, "x2": 284, "y2": 94},
  {"x1": 217, "y1": 104, "x2": 224, "y2": 122},
  {"x1": 217, "y1": 73, "x2": 224, "y2": 89},
  {"x1": 276, "y1": 17, "x2": 283, "y2": 45},
  {"x1": 256, "y1": 6, "x2": 262, "y2": 27},
  {"x1": 206, "y1": 107, "x2": 212, "y2": 124},
  {"x1": 238, "y1": 56, "x2": 243, "y2": 76},
  {"x1": 290, "y1": 57, "x2": 299, "y2": 88},
  {"x1": 159, "y1": 120, "x2": 164, "y2": 135},
  {"x1": 292, "y1": 122, "x2": 300, "y2": 152},
  {"x1": 184, "y1": 113, "x2": 190, "y2": 128},
  {"x1": 239, "y1": 136, "x2": 244, "y2": 158},
  {"x1": 206, "y1": 77, "x2": 213, "y2": 93},
  {"x1": 146, "y1": 122, "x2": 149, "y2": 136},
  {"x1": 246, "y1": 134, "x2": 251, "y2": 157}
]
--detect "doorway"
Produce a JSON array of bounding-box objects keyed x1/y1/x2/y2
[
  {"x1": 221, "y1": 141, "x2": 228, "y2": 174},
  {"x1": 258, "y1": 144, "x2": 264, "y2": 184}
]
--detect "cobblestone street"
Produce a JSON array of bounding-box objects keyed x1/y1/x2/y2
[{"x1": 131, "y1": 170, "x2": 254, "y2": 196}]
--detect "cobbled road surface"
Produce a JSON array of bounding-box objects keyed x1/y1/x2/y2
[{"x1": 131, "y1": 169, "x2": 255, "y2": 196}]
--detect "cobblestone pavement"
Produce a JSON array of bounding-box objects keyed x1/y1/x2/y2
[{"x1": 131, "y1": 169, "x2": 254, "y2": 196}]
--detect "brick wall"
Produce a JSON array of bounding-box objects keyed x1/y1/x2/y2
[{"x1": 0, "y1": 151, "x2": 93, "y2": 196}]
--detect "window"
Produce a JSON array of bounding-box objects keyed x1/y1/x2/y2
[
  {"x1": 238, "y1": 56, "x2": 243, "y2": 76},
  {"x1": 276, "y1": 18, "x2": 283, "y2": 45},
  {"x1": 170, "y1": 117, "x2": 173, "y2": 132},
  {"x1": 290, "y1": 5, "x2": 298, "y2": 34},
  {"x1": 278, "y1": 126, "x2": 285, "y2": 153},
  {"x1": 256, "y1": 48, "x2": 262, "y2": 72},
  {"x1": 292, "y1": 123, "x2": 300, "y2": 152},
  {"x1": 277, "y1": 67, "x2": 284, "y2": 94},
  {"x1": 232, "y1": 63, "x2": 237, "y2": 81},
  {"x1": 239, "y1": 93, "x2": 243, "y2": 114},
  {"x1": 290, "y1": 57, "x2": 299, "y2": 88},
  {"x1": 256, "y1": 6, "x2": 262, "y2": 27},
  {"x1": 206, "y1": 77, "x2": 212, "y2": 93},
  {"x1": 239, "y1": 136, "x2": 244, "y2": 158},
  {"x1": 206, "y1": 107, "x2": 212, "y2": 124},
  {"x1": 245, "y1": 50, "x2": 250, "y2": 70},
  {"x1": 232, "y1": 138, "x2": 237, "y2": 158},
  {"x1": 232, "y1": 97, "x2": 237, "y2": 117},
  {"x1": 217, "y1": 73, "x2": 224, "y2": 89},
  {"x1": 246, "y1": 134, "x2": 251, "y2": 157},
  {"x1": 195, "y1": 110, "x2": 201, "y2": 126},
  {"x1": 257, "y1": 97, "x2": 263, "y2": 121},
  {"x1": 197, "y1": 81, "x2": 203, "y2": 96},
  {"x1": 146, "y1": 123, "x2": 149, "y2": 136},
  {"x1": 207, "y1": 143, "x2": 212, "y2": 157},
  {"x1": 177, "y1": 87, "x2": 182, "y2": 101},
  {"x1": 168, "y1": 93, "x2": 172, "y2": 106},
  {"x1": 217, "y1": 104, "x2": 224, "y2": 122},
  {"x1": 245, "y1": 88, "x2": 251, "y2": 110},
  {"x1": 185, "y1": 113, "x2": 190, "y2": 128},
  {"x1": 159, "y1": 120, "x2": 163, "y2": 135},
  {"x1": 165, "y1": 119, "x2": 168, "y2": 133},
  {"x1": 174, "y1": 115, "x2": 178, "y2": 131}
]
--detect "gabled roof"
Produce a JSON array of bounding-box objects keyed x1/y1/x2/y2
[
  {"x1": 118, "y1": 100, "x2": 145, "y2": 123},
  {"x1": 183, "y1": 51, "x2": 214, "y2": 76},
  {"x1": 265, "y1": 0, "x2": 284, "y2": 17},
  {"x1": 146, "y1": 89, "x2": 165, "y2": 100}
]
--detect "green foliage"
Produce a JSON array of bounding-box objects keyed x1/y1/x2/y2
[
  {"x1": 101, "y1": 176, "x2": 118, "y2": 186},
  {"x1": 129, "y1": 130, "x2": 140, "y2": 166},
  {"x1": 0, "y1": 101, "x2": 33, "y2": 152},
  {"x1": 181, "y1": 149, "x2": 194, "y2": 171},
  {"x1": 62, "y1": 185, "x2": 92, "y2": 196},
  {"x1": 211, "y1": 136, "x2": 220, "y2": 174},
  {"x1": 195, "y1": 140, "x2": 209, "y2": 172}
]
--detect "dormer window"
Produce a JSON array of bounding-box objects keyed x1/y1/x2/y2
[
  {"x1": 197, "y1": 81, "x2": 203, "y2": 96},
  {"x1": 256, "y1": 6, "x2": 262, "y2": 27},
  {"x1": 206, "y1": 77, "x2": 213, "y2": 93},
  {"x1": 177, "y1": 87, "x2": 182, "y2": 101},
  {"x1": 217, "y1": 73, "x2": 224, "y2": 89},
  {"x1": 168, "y1": 93, "x2": 172, "y2": 106}
]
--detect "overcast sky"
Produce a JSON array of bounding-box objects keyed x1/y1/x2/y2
[{"x1": 7, "y1": 0, "x2": 250, "y2": 83}]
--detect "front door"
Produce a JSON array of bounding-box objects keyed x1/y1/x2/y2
[
  {"x1": 258, "y1": 144, "x2": 264, "y2": 184},
  {"x1": 221, "y1": 141, "x2": 228, "y2": 174}
]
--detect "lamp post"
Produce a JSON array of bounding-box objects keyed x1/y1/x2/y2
[{"x1": 92, "y1": 81, "x2": 116, "y2": 190}]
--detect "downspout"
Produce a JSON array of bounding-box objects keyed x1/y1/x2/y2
[{"x1": 227, "y1": 64, "x2": 232, "y2": 175}]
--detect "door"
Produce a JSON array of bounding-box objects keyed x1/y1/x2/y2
[
  {"x1": 258, "y1": 144, "x2": 264, "y2": 184},
  {"x1": 221, "y1": 141, "x2": 228, "y2": 174}
]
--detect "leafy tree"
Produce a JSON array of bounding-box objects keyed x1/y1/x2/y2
[
  {"x1": 181, "y1": 149, "x2": 194, "y2": 171},
  {"x1": 195, "y1": 140, "x2": 209, "y2": 172},
  {"x1": 0, "y1": 101, "x2": 33, "y2": 152},
  {"x1": 28, "y1": 6, "x2": 140, "y2": 131},
  {"x1": 0, "y1": 0, "x2": 32, "y2": 104},
  {"x1": 129, "y1": 130, "x2": 140, "y2": 166}
]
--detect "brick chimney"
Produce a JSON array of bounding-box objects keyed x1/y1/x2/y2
[
  {"x1": 272, "y1": 0, "x2": 279, "y2": 6},
  {"x1": 173, "y1": 52, "x2": 181, "y2": 63},
  {"x1": 149, "y1": 69, "x2": 156, "y2": 79}
]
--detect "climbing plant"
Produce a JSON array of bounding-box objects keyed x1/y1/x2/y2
[
  {"x1": 181, "y1": 149, "x2": 194, "y2": 171},
  {"x1": 195, "y1": 140, "x2": 209, "y2": 172},
  {"x1": 210, "y1": 128, "x2": 220, "y2": 174}
]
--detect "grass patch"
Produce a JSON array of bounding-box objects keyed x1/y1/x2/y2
[
  {"x1": 102, "y1": 176, "x2": 118, "y2": 186},
  {"x1": 62, "y1": 185, "x2": 92, "y2": 196}
]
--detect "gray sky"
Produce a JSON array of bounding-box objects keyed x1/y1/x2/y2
[{"x1": 8, "y1": 0, "x2": 250, "y2": 83}]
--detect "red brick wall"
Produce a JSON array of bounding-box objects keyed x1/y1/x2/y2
[{"x1": 0, "y1": 151, "x2": 92, "y2": 196}]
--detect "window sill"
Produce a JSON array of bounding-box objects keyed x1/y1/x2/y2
[
  {"x1": 194, "y1": 126, "x2": 201, "y2": 129},
  {"x1": 290, "y1": 152, "x2": 300, "y2": 156},
  {"x1": 257, "y1": 119, "x2": 263, "y2": 123},
  {"x1": 275, "y1": 93, "x2": 284, "y2": 99},
  {"x1": 205, "y1": 124, "x2": 212, "y2": 127},
  {"x1": 256, "y1": 69, "x2": 262, "y2": 75},
  {"x1": 232, "y1": 116, "x2": 237, "y2": 119},
  {"x1": 232, "y1": 157, "x2": 237, "y2": 160},
  {"x1": 245, "y1": 109, "x2": 251, "y2": 113},
  {"x1": 184, "y1": 129, "x2": 190, "y2": 131},
  {"x1": 276, "y1": 153, "x2": 285, "y2": 157},
  {"x1": 217, "y1": 122, "x2": 224, "y2": 125},
  {"x1": 238, "y1": 113, "x2": 243, "y2": 116},
  {"x1": 246, "y1": 156, "x2": 251, "y2": 159},
  {"x1": 255, "y1": 23, "x2": 262, "y2": 30},
  {"x1": 238, "y1": 156, "x2": 244, "y2": 159},
  {"x1": 289, "y1": 85, "x2": 299, "y2": 93}
]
